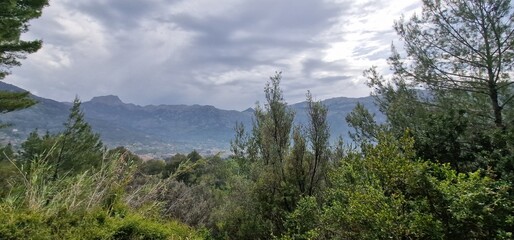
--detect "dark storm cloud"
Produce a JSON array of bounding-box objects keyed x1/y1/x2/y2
[{"x1": 8, "y1": 0, "x2": 421, "y2": 110}]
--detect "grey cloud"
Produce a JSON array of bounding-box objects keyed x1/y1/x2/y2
[
  {"x1": 319, "y1": 76, "x2": 353, "y2": 83},
  {"x1": 9, "y1": 0, "x2": 420, "y2": 110},
  {"x1": 301, "y1": 58, "x2": 348, "y2": 78},
  {"x1": 70, "y1": 0, "x2": 163, "y2": 29},
  {"x1": 156, "y1": 1, "x2": 349, "y2": 104},
  {"x1": 171, "y1": 0, "x2": 343, "y2": 34},
  {"x1": 167, "y1": 0, "x2": 344, "y2": 58}
]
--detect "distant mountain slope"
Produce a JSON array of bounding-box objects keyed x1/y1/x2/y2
[
  {"x1": 0, "y1": 82, "x2": 70, "y2": 143},
  {"x1": 0, "y1": 82, "x2": 381, "y2": 156},
  {"x1": 81, "y1": 95, "x2": 252, "y2": 153},
  {"x1": 291, "y1": 96, "x2": 385, "y2": 141}
]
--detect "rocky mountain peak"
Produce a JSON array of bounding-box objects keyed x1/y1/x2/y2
[{"x1": 88, "y1": 95, "x2": 124, "y2": 105}]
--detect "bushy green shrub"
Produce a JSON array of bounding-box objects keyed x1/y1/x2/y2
[
  {"x1": 0, "y1": 206, "x2": 202, "y2": 239},
  {"x1": 0, "y1": 152, "x2": 203, "y2": 240},
  {"x1": 282, "y1": 133, "x2": 513, "y2": 239}
]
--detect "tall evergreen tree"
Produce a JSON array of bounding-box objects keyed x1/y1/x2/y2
[
  {"x1": 350, "y1": 0, "x2": 514, "y2": 176},
  {"x1": 0, "y1": 0, "x2": 48, "y2": 79},
  {"x1": 54, "y1": 97, "x2": 103, "y2": 178},
  {"x1": 0, "y1": 0, "x2": 48, "y2": 121},
  {"x1": 391, "y1": 0, "x2": 514, "y2": 130},
  {"x1": 21, "y1": 130, "x2": 55, "y2": 160}
]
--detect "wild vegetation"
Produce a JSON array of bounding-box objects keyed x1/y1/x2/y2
[{"x1": 1, "y1": 0, "x2": 514, "y2": 239}]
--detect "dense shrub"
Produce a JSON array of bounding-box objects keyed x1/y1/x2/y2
[
  {"x1": 0, "y1": 207, "x2": 202, "y2": 239},
  {"x1": 0, "y1": 152, "x2": 202, "y2": 240}
]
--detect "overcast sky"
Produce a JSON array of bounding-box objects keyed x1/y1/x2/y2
[{"x1": 8, "y1": 0, "x2": 420, "y2": 110}]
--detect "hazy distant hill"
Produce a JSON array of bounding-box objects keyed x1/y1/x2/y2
[
  {"x1": 81, "y1": 95, "x2": 252, "y2": 154},
  {"x1": 291, "y1": 96, "x2": 385, "y2": 141},
  {"x1": 0, "y1": 82, "x2": 381, "y2": 156}
]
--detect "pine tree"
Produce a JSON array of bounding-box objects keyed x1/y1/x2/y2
[
  {"x1": 0, "y1": 0, "x2": 49, "y2": 79},
  {"x1": 54, "y1": 97, "x2": 103, "y2": 178},
  {"x1": 351, "y1": 0, "x2": 514, "y2": 175},
  {"x1": 391, "y1": 0, "x2": 514, "y2": 130},
  {"x1": 0, "y1": 0, "x2": 48, "y2": 121},
  {"x1": 0, "y1": 91, "x2": 35, "y2": 113}
]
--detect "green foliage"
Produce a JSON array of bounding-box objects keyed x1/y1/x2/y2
[
  {"x1": 282, "y1": 132, "x2": 513, "y2": 239},
  {"x1": 350, "y1": 0, "x2": 514, "y2": 179},
  {"x1": 211, "y1": 169, "x2": 270, "y2": 239},
  {"x1": 0, "y1": 0, "x2": 49, "y2": 79},
  {"x1": 361, "y1": 68, "x2": 493, "y2": 171},
  {"x1": 163, "y1": 153, "x2": 187, "y2": 178},
  {"x1": 283, "y1": 196, "x2": 320, "y2": 240},
  {"x1": 214, "y1": 73, "x2": 334, "y2": 238},
  {"x1": 304, "y1": 91, "x2": 330, "y2": 196},
  {"x1": 169, "y1": 157, "x2": 206, "y2": 184},
  {"x1": 392, "y1": 0, "x2": 514, "y2": 128},
  {"x1": 4, "y1": 1, "x2": 514, "y2": 235},
  {"x1": 0, "y1": 160, "x2": 18, "y2": 198},
  {"x1": 159, "y1": 155, "x2": 235, "y2": 229},
  {"x1": 139, "y1": 159, "x2": 166, "y2": 176},
  {"x1": 0, "y1": 204, "x2": 202, "y2": 240},
  {"x1": 0, "y1": 0, "x2": 46, "y2": 122},
  {"x1": 253, "y1": 72, "x2": 295, "y2": 167},
  {"x1": 162, "y1": 151, "x2": 205, "y2": 179},
  {"x1": 316, "y1": 133, "x2": 430, "y2": 239},
  {"x1": 0, "y1": 91, "x2": 36, "y2": 129},
  {"x1": 55, "y1": 97, "x2": 104, "y2": 176},
  {"x1": 21, "y1": 130, "x2": 57, "y2": 162},
  {"x1": 249, "y1": 72, "x2": 300, "y2": 235},
  {"x1": 286, "y1": 126, "x2": 308, "y2": 196},
  {"x1": 107, "y1": 146, "x2": 143, "y2": 165},
  {"x1": 109, "y1": 213, "x2": 200, "y2": 240},
  {"x1": 0, "y1": 91, "x2": 35, "y2": 115},
  {"x1": 187, "y1": 150, "x2": 202, "y2": 162},
  {"x1": 346, "y1": 102, "x2": 379, "y2": 143},
  {"x1": 20, "y1": 98, "x2": 104, "y2": 178},
  {"x1": 0, "y1": 149, "x2": 202, "y2": 240},
  {"x1": 0, "y1": 142, "x2": 14, "y2": 161},
  {"x1": 429, "y1": 168, "x2": 514, "y2": 239}
]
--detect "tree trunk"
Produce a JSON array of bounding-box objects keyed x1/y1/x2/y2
[{"x1": 488, "y1": 74, "x2": 504, "y2": 130}]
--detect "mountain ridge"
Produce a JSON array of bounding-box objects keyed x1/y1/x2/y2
[{"x1": 0, "y1": 82, "x2": 380, "y2": 157}]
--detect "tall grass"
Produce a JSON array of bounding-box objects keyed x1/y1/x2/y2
[{"x1": 0, "y1": 150, "x2": 203, "y2": 239}]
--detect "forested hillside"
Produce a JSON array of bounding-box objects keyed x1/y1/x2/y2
[{"x1": 1, "y1": 0, "x2": 513, "y2": 239}]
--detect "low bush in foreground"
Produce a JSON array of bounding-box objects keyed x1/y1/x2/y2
[
  {"x1": 0, "y1": 153, "x2": 203, "y2": 240},
  {"x1": 0, "y1": 206, "x2": 201, "y2": 240}
]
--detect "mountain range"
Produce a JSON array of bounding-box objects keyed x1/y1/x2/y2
[{"x1": 0, "y1": 82, "x2": 382, "y2": 157}]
